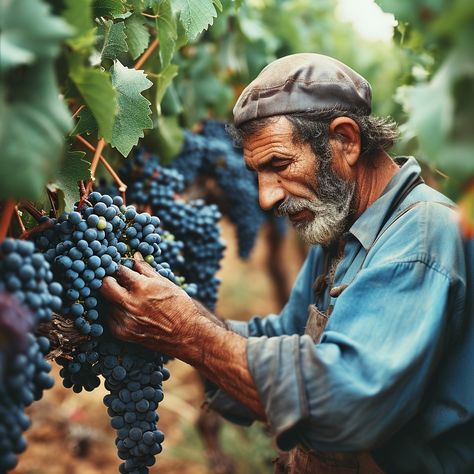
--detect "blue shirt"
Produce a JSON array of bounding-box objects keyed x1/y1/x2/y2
[{"x1": 206, "y1": 158, "x2": 474, "y2": 473}]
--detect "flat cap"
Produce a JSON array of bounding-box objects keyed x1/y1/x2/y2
[{"x1": 233, "y1": 53, "x2": 372, "y2": 126}]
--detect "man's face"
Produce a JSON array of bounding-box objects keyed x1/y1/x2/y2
[{"x1": 243, "y1": 116, "x2": 356, "y2": 246}]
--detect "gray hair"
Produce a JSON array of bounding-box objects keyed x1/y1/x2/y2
[{"x1": 226, "y1": 108, "x2": 399, "y2": 167}]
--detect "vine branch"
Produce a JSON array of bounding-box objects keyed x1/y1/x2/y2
[
  {"x1": 75, "y1": 135, "x2": 128, "y2": 193},
  {"x1": 135, "y1": 38, "x2": 159, "y2": 70},
  {"x1": 0, "y1": 200, "x2": 16, "y2": 242}
]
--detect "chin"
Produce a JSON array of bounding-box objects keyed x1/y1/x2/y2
[{"x1": 295, "y1": 218, "x2": 345, "y2": 247}]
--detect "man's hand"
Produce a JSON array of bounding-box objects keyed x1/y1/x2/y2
[
  {"x1": 100, "y1": 253, "x2": 202, "y2": 358},
  {"x1": 100, "y1": 253, "x2": 266, "y2": 420}
]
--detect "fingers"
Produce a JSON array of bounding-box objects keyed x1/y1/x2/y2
[
  {"x1": 133, "y1": 253, "x2": 158, "y2": 278},
  {"x1": 101, "y1": 276, "x2": 130, "y2": 305},
  {"x1": 115, "y1": 264, "x2": 144, "y2": 288}
]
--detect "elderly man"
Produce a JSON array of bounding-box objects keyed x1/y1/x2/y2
[{"x1": 101, "y1": 54, "x2": 473, "y2": 473}]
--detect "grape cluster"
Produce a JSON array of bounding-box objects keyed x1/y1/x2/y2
[
  {"x1": 158, "y1": 198, "x2": 224, "y2": 309},
  {"x1": 0, "y1": 239, "x2": 61, "y2": 471},
  {"x1": 101, "y1": 341, "x2": 167, "y2": 474},
  {"x1": 171, "y1": 120, "x2": 268, "y2": 258},
  {"x1": 35, "y1": 192, "x2": 196, "y2": 473},
  {"x1": 117, "y1": 152, "x2": 224, "y2": 310}
]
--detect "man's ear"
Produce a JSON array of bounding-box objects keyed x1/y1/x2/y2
[{"x1": 329, "y1": 117, "x2": 361, "y2": 167}]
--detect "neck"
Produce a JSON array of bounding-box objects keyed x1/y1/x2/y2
[{"x1": 353, "y1": 152, "x2": 399, "y2": 219}]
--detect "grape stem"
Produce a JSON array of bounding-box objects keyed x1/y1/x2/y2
[
  {"x1": 76, "y1": 138, "x2": 106, "y2": 209},
  {"x1": 21, "y1": 201, "x2": 44, "y2": 222},
  {"x1": 14, "y1": 206, "x2": 26, "y2": 233},
  {"x1": 72, "y1": 104, "x2": 86, "y2": 119},
  {"x1": 19, "y1": 220, "x2": 53, "y2": 240},
  {"x1": 75, "y1": 135, "x2": 128, "y2": 194},
  {"x1": 37, "y1": 312, "x2": 90, "y2": 360},
  {"x1": 47, "y1": 188, "x2": 57, "y2": 216},
  {"x1": 90, "y1": 137, "x2": 106, "y2": 179},
  {"x1": 0, "y1": 200, "x2": 15, "y2": 242}
]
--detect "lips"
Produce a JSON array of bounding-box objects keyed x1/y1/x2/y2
[{"x1": 288, "y1": 209, "x2": 314, "y2": 224}]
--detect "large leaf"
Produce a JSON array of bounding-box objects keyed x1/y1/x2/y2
[
  {"x1": 0, "y1": 62, "x2": 72, "y2": 200},
  {"x1": 153, "y1": 115, "x2": 184, "y2": 164},
  {"x1": 0, "y1": 0, "x2": 71, "y2": 201},
  {"x1": 125, "y1": 14, "x2": 150, "y2": 59},
  {"x1": 70, "y1": 108, "x2": 98, "y2": 136},
  {"x1": 397, "y1": 54, "x2": 460, "y2": 164},
  {"x1": 173, "y1": 0, "x2": 218, "y2": 41},
  {"x1": 110, "y1": 61, "x2": 153, "y2": 156},
  {"x1": 70, "y1": 66, "x2": 117, "y2": 141},
  {"x1": 100, "y1": 20, "x2": 128, "y2": 61},
  {"x1": 93, "y1": 0, "x2": 126, "y2": 18},
  {"x1": 155, "y1": 63, "x2": 178, "y2": 112},
  {"x1": 0, "y1": 0, "x2": 71, "y2": 72},
  {"x1": 63, "y1": 0, "x2": 96, "y2": 51},
  {"x1": 155, "y1": 0, "x2": 177, "y2": 67},
  {"x1": 53, "y1": 151, "x2": 91, "y2": 212}
]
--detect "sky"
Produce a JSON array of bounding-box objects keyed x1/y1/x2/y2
[{"x1": 336, "y1": 0, "x2": 397, "y2": 42}]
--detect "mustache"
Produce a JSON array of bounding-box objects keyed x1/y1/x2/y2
[{"x1": 275, "y1": 196, "x2": 319, "y2": 217}]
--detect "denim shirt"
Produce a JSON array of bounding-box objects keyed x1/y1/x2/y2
[{"x1": 206, "y1": 157, "x2": 474, "y2": 473}]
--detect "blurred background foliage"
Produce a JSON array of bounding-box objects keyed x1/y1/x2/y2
[
  {"x1": 2, "y1": 0, "x2": 472, "y2": 218},
  {"x1": 163, "y1": 0, "x2": 474, "y2": 223},
  {"x1": 2, "y1": 1, "x2": 474, "y2": 472}
]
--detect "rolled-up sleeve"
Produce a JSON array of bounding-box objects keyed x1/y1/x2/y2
[
  {"x1": 247, "y1": 257, "x2": 465, "y2": 451},
  {"x1": 204, "y1": 248, "x2": 319, "y2": 421}
]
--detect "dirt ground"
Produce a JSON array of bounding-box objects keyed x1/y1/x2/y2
[{"x1": 12, "y1": 218, "x2": 305, "y2": 474}]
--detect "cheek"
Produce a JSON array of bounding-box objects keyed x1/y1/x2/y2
[{"x1": 282, "y1": 174, "x2": 318, "y2": 201}]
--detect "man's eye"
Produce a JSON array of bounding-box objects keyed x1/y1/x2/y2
[{"x1": 272, "y1": 161, "x2": 290, "y2": 171}]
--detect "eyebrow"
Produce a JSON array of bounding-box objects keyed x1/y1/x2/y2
[{"x1": 245, "y1": 155, "x2": 291, "y2": 172}]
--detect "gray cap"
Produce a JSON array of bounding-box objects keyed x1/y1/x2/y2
[{"x1": 233, "y1": 53, "x2": 372, "y2": 126}]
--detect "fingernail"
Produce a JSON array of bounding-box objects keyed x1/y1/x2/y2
[{"x1": 134, "y1": 252, "x2": 144, "y2": 261}]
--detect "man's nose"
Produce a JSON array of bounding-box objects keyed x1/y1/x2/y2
[{"x1": 258, "y1": 173, "x2": 286, "y2": 211}]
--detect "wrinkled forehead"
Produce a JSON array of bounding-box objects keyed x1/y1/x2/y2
[{"x1": 242, "y1": 117, "x2": 294, "y2": 155}]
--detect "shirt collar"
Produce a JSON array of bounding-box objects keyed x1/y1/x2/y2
[{"x1": 348, "y1": 157, "x2": 422, "y2": 250}]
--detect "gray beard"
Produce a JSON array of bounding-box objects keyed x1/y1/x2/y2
[{"x1": 276, "y1": 169, "x2": 356, "y2": 247}]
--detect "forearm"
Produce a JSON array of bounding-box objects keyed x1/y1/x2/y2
[
  {"x1": 192, "y1": 299, "x2": 226, "y2": 329},
  {"x1": 175, "y1": 314, "x2": 266, "y2": 421}
]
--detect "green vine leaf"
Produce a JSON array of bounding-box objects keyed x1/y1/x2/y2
[
  {"x1": 53, "y1": 151, "x2": 91, "y2": 212},
  {"x1": 125, "y1": 14, "x2": 150, "y2": 59},
  {"x1": 213, "y1": 0, "x2": 223, "y2": 13},
  {"x1": 174, "y1": 0, "x2": 218, "y2": 41},
  {"x1": 154, "y1": 115, "x2": 184, "y2": 163},
  {"x1": 110, "y1": 61, "x2": 153, "y2": 156},
  {"x1": 93, "y1": 0, "x2": 126, "y2": 18},
  {"x1": 70, "y1": 66, "x2": 118, "y2": 141},
  {"x1": 144, "y1": 0, "x2": 160, "y2": 7},
  {"x1": 155, "y1": 0, "x2": 177, "y2": 67},
  {"x1": 100, "y1": 20, "x2": 128, "y2": 61},
  {"x1": 155, "y1": 63, "x2": 178, "y2": 112},
  {"x1": 70, "y1": 108, "x2": 98, "y2": 137},
  {"x1": 0, "y1": 0, "x2": 71, "y2": 71},
  {"x1": 0, "y1": 63, "x2": 72, "y2": 201},
  {"x1": 0, "y1": 0, "x2": 71, "y2": 201},
  {"x1": 63, "y1": 0, "x2": 96, "y2": 51}
]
